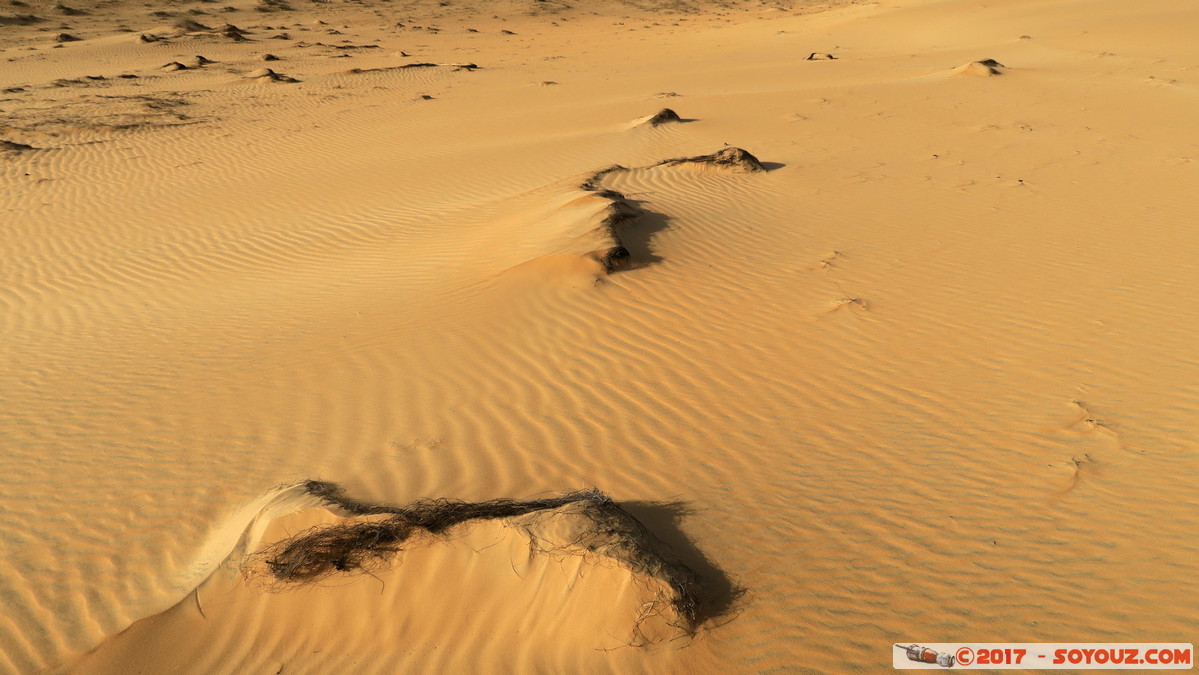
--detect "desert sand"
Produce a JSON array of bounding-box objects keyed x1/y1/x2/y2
[{"x1": 2, "y1": 0, "x2": 1198, "y2": 671}]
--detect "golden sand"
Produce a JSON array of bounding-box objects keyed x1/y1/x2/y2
[{"x1": 2, "y1": 0, "x2": 1197, "y2": 671}]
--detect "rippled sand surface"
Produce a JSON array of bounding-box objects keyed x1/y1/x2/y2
[{"x1": 2, "y1": 0, "x2": 1198, "y2": 671}]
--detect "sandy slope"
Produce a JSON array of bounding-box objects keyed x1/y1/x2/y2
[{"x1": 3, "y1": 0, "x2": 1198, "y2": 672}]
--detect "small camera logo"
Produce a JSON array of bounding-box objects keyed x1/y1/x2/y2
[{"x1": 897, "y1": 644, "x2": 956, "y2": 668}]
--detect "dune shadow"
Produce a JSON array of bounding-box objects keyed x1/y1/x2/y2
[
  {"x1": 584, "y1": 149, "x2": 773, "y2": 274},
  {"x1": 620, "y1": 499, "x2": 745, "y2": 625},
  {"x1": 637, "y1": 108, "x2": 697, "y2": 127},
  {"x1": 612, "y1": 197, "x2": 670, "y2": 270},
  {"x1": 246, "y1": 483, "x2": 741, "y2": 637}
]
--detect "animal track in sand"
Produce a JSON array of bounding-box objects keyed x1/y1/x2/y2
[
  {"x1": 802, "y1": 251, "x2": 869, "y2": 315},
  {"x1": 240, "y1": 481, "x2": 723, "y2": 645},
  {"x1": 827, "y1": 296, "x2": 869, "y2": 313},
  {"x1": 1040, "y1": 398, "x2": 1148, "y2": 501},
  {"x1": 344, "y1": 62, "x2": 479, "y2": 74},
  {"x1": 1051, "y1": 399, "x2": 1144, "y2": 455},
  {"x1": 803, "y1": 250, "x2": 847, "y2": 272},
  {"x1": 1054, "y1": 452, "x2": 1098, "y2": 496},
  {"x1": 520, "y1": 145, "x2": 773, "y2": 276},
  {"x1": 1068, "y1": 399, "x2": 1115, "y2": 434}
]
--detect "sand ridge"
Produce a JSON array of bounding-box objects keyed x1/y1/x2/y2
[{"x1": 3, "y1": 0, "x2": 1199, "y2": 672}]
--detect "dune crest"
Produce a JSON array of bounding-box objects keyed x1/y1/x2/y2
[
  {"x1": 4, "y1": 0, "x2": 1198, "y2": 671},
  {"x1": 68, "y1": 482, "x2": 731, "y2": 672},
  {"x1": 251, "y1": 482, "x2": 703, "y2": 633},
  {"x1": 655, "y1": 147, "x2": 767, "y2": 172},
  {"x1": 952, "y1": 58, "x2": 1007, "y2": 76}
]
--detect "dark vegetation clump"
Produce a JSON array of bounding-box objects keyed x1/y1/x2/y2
[
  {"x1": 251, "y1": 483, "x2": 704, "y2": 633},
  {"x1": 578, "y1": 164, "x2": 628, "y2": 191},
  {"x1": 656, "y1": 146, "x2": 766, "y2": 172},
  {"x1": 575, "y1": 165, "x2": 643, "y2": 272},
  {"x1": 0, "y1": 12, "x2": 42, "y2": 24},
  {"x1": 221, "y1": 22, "x2": 248, "y2": 39},
  {"x1": 54, "y1": 2, "x2": 86, "y2": 15},
  {"x1": 255, "y1": 0, "x2": 292, "y2": 11},
  {"x1": 1, "y1": 139, "x2": 37, "y2": 151},
  {"x1": 173, "y1": 17, "x2": 211, "y2": 31},
  {"x1": 595, "y1": 199, "x2": 642, "y2": 272},
  {"x1": 645, "y1": 107, "x2": 681, "y2": 125}
]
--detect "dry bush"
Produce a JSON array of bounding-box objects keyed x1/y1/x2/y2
[{"x1": 247, "y1": 483, "x2": 707, "y2": 640}]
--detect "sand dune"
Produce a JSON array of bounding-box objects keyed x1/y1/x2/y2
[
  {"x1": 68, "y1": 482, "x2": 717, "y2": 673},
  {"x1": 654, "y1": 146, "x2": 766, "y2": 172},
  {"x1": 633, "y1": 107, "x2": 684, "y2": 127},
  {"x1": 3, "y1": 0, "x2": 1199, "y2": 672},
  {"x1": 951, "y1": 58, "x2": 1006, "y2": 77}
]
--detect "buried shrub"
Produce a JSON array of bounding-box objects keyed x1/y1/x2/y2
[
  {"x1": 643, "y1": 107, "x2": 682, "y2": 125},
  {"x1": 655, "y1": 146, "x2": 765, "y2": 172},
  {"x1": 247, "y1": 483, "x2": 706, "y2": 638}
]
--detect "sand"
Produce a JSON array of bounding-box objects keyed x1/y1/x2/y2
[{"x1": 2, "y1": 0, "x2": 1198, "y2": 672}]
